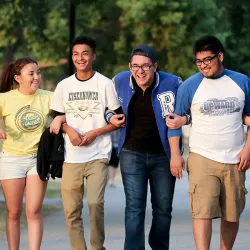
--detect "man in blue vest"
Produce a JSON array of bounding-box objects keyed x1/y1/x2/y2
[{"x1": 109, "y1": 44, "x2": 186, "y2": 250}]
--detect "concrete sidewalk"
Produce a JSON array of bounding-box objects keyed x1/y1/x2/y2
[{"x1": 0, "y1": 171, "x2": 249, "y2": 249}]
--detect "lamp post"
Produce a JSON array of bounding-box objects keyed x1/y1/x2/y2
[{"x1": 69, "y1": 2, "x2": 76, "y2": 76}]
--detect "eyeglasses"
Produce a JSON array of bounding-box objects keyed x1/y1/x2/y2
[
  {"x1": 194, "y1": 55, "x2": 217, "y2": 66},
  {"x1": 130, "y1": 64, "x2": 154, "y2": 71}
]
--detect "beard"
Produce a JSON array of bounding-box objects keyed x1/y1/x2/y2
[{"x1": 202, "y1": 61, "x2": 224, "y2": 79}]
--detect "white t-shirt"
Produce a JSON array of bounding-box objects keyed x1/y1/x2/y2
[
  {"x1": 171, "y1": 70, "x2": 250, "y2": 164},
  {"x1": 50, "y1": 72, "x2": 120, "y2": 163},
  {"x1": 189, "y1": 75, "x2": 245, "y2": 163}
]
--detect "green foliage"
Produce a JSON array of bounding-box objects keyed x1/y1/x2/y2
[
  {"x1": 75, "y1": 0, "x2": 122, "y2": 77},
  {"x1": 0, "y1": 0, "x2": 249, "y2": 82},
  {"x1": 217, "y1": 0, "x2": 250, "y2": 76}
]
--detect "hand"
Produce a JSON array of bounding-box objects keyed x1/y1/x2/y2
[
  {"x1": 170, "y1": 154, "x2": 185, "y2": 179},
  {"x1": 80, "y1": 130, "x2": 98, "y2": 146},
  {"x1": 50, "y1": 116, "x2": 64, "y2": 134},
  {"x1": 0, "y1": 128, "x2": 7, "y2": 139},
  {"x1": 166, "y1": 113, "x2": 186, "y2": 129},
  {"x1": 238, "y1": 146, "x2": 250, "y2": 171},
  {"x1": 110, "y1": 114, "x2": 126, "y2": 128},
  {"x1": 66, "y1": 126, "x2": 83, "y2": 146},
  {"x1": 243, "y1": 114, "x2": 250, "y2": 126}
]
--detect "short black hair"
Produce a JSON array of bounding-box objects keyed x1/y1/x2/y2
[
  {"x1": 194, "y1": 35, "x2": 225, "y2": 55},
  {"x1": 71, "y1": 35, "x2": 96, "y2": 53}
]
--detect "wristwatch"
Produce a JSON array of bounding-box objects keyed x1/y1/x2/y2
[
  {"x1": 185, "y1": 114, "x2": 191, "y2": 125},
  {"x1": 105, "y1": 109, "x2": 116, "y2": 123}
]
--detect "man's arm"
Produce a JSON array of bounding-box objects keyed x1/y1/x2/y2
[
  {"x1": 168, "y1": 136, "x2": 185, "y2": 179},
  {"x1": 166, "y1": 113, "x2": 191, "y2": 129},
  {"x1": 167, "y1": 78, "x2": 191, "y2": 179},
  {"x1": 168, "y1": 77, "x2": 191, "y2": 138},
  {"x1": 51, "y1": 111, "x2": 119, "y2": 147},
  {"x1": 166, "y1": 76, "x2": 191, "y2": 129},
  {"x1": 243, "y1": 115, "x2": 250, "y2": 126},
  {"x1": 49, "y1": 110, "x2": 84, "y2": 146},
  {"x1": 80, "y1": 123, "x2": 119, "y2": 146},
  {"x1": 239, "y1": 77, "x2": 250, "y2": 170},
  {"x1": 61, "y1": 123, "x2": 84, "y2": 146},
  {"x1": 80, "y1": 79, "x2": 123, "y2": 145},
  {"x1": 238, "y1": 130, "x2": 250, "y2": 171},
  {"x1": 60, "y1": 122, "x2": 119, "y2": 147},
  {"x1": 105, "y1": 107, "x2": 126, "y2": 128}
]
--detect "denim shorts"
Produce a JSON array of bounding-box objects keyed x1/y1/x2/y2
[{"x1": 0, "y1": 152, "x2": 38, "y2": 180}]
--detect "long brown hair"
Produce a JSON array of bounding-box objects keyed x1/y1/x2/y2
[{"x1": 0, "y1": 57, "x2": 38, "y2": 93}]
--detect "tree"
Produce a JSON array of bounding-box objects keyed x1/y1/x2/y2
[
  {"x1": 0, "y1": 0, "x2": 248, "y2": 82},
  {"x1": 115, "y1": 0, "x2": 227, "y2": 79},
  {"x1": 75, "y1": 0, "x2": 122, "y2": 77},
  {"x1": 218, "y1": 0, "x2": 250, "y2": 75},
  {"x1": 0, "y1": 0, "x2": 69, "y2": 65}
]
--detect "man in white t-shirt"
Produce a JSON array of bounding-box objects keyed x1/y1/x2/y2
[
  {"x1": 50, "y1": 36, "x2": 123, "y2": 250},
  {"x1": 168, "y1": 35, "x2": 250, "y2": 250}
]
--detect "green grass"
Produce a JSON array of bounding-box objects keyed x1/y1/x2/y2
[
  {"x1": 45, "y1": 188, "x2": 61, "y2": 198},
  {"x1": 45, "y1": 180, "x2": 62, "y2": 198}
]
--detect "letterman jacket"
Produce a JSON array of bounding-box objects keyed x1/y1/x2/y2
[{"x1": 113, "y1": 71, "x2": 182, "y2": 159}]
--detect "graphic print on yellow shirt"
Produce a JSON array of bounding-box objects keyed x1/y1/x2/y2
[
  {"x1": 15, "y1": 105, "x2": 45, "y2": 132},
  {"x1": 0, "y1": 89, "x2": 52, "y2": 156}
]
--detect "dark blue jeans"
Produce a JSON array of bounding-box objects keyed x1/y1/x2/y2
[{"x1": 119, "y1": 149, "x2": 176, "y2": 250}]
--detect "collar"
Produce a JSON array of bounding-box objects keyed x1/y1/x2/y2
[
  {"x1": 209, "y1": 69, "x2": 226, "y2": 80},
  {"x1": 75, "y1": 72, "x2": 96, "y2": 82}
]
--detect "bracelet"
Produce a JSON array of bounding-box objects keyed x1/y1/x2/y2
[
  {"x1": 185, "y1": 114, "x2": 191, "y2": 125},
  {"x1": 105, "y1": 110, "x2": 116, "y2": 123}
]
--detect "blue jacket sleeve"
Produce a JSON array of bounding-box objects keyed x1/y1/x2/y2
[
  {"x1": 168, "y1": 81, "x2": 192, "y2": 138},
  {"x1": 226, "y1": 70, "x2": 250, "y2": 131},
  {"x1": 243, "y1": 77, "x2": 250, "y2": 131}
]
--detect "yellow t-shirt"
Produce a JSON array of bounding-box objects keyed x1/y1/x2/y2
[{"x1": 0, "y1": 89, "x2": 53, "y2": 156}]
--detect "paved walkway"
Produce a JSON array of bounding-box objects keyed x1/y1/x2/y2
[{"x1": 0, "y1": 171, "x2": 249, "y2": 249}]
